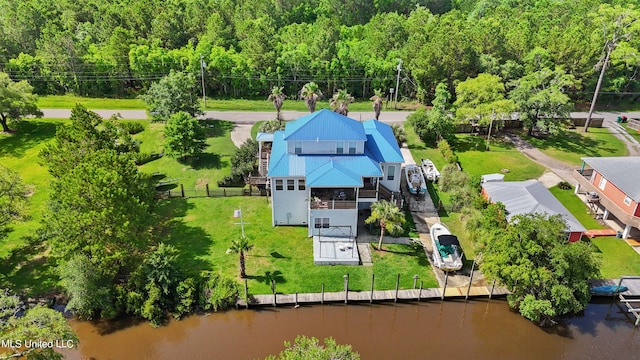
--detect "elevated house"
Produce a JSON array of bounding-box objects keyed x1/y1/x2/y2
[
  {"x1": 574, "y1": 157, "x2": 640, "y2": 239},
  {"x1": 255, "y1": 109, "x2": 404, "y2": 238},
  {"x1": 482, "y1": 180, "x2": 586, "y2": 242}
]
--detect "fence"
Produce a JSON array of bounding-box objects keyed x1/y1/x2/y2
[{"x1": 155, "y1": 184, "x2": 267, "y2": 199}]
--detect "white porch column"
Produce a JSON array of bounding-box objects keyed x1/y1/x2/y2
[
  {"x1": 574, "y1": 183, "x2": 580, "y2": 194},
  {"x1": 603, "y1": 208, "x2": 609, "y2": 220},
  {"x1": 623, "y1": 224, "x2": 632, "y2": 239}
]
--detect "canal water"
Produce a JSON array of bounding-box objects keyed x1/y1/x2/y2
[{"x1": 62, "y1": 299, "x2": 640, "y2": 360}]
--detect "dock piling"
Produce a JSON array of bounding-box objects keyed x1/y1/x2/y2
[
  {"x1": 442, "y1": 272, "x2": 449, "y2": 300},
  {"x1": 395, "y1": 274, "x2": 400, "y2": 302},
  {"x1": 466, "y1": 259, "x2": 476, "y2": 300},
  {"x1": 370, "y1": 274, "x2": 375, "y2": 303}
]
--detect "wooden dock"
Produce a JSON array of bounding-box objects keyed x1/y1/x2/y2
[
  {"x1": 237, "y1": 285, "x2": 510, "y2": 308},
  {"x1": 591, "y1": 277, "x2": 640, "y2": 326}
]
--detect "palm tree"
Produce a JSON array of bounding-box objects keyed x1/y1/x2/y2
[
  {"x1": 300, "y1": 82, "x2": 323, "y2": 113},
  {"x1": 365, "y1": 200, "x2": 406, "y2": 251},
  {"x1": 259, "y1": 119, "x2": 285, "y2": 133},
  {"x1": 391, "y1": 124, "x2": 406, "y2": 147},
  {"x1": 369, "y1": 89, "x2": 385, "y2": 120},
  {"x1": 227, "y1": 236, "x2": 254, "y2": 278},
  {"x1": 330, "y1": 89, "x2": 354, "y2": 116},
  {"x1": 268, "y1": 86, "x2": 287, "y2": 124}
]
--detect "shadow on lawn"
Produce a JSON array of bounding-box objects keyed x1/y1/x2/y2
[
  {"x1": 202, "y1": 120, "x2": 234, "y2": 138},
  {"x1": 155, "y1": 199, "x2": 214, "y2": 275},
  {"x1": 0, "y1": 236, "x2": 60, "y2": 297},
  {"x1": 0, "y1": 120, "x2": 59, "y2": 158},
  {"x1": 525, "y1": 131, "x2": 604, "y2": 157},
  {"x1": 247, "y1": 270, "x2": 286, "y2": 286}
]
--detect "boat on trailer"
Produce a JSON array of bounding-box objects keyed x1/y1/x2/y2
[
  {"x1": 421, "y1": 159, "x2": 440, "y2": 182},
  {"x1": 405, "y1": 164, "x2": 427, "y2": 195},
  {"x1": 430, "y1": 223, "x2": 463, "y2": 272}
]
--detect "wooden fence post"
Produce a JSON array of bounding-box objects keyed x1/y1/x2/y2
[
  {"x1": 244, "y1": 279, "x2": 249, "y2": 309},
  {"x1": 370, "y1": 273, "x2": 375, "y2": 303},
  {"x1": 206, "y1": 183, "x2": 210, "y2": 197},
  {"x1": 441, "y1": 272, "x2": 449, "y2": 301},
  {"x1": 465, "y1": 259, "x2": 476, "y2": 301},
  {"x1": 224, "y1": 189, "x2": 227, "y2": 197},
  {"x1": 344, "y1": 274, "x2": 349, "y2": 304},
  {"x1": 180, "y1": 184, "x2": 185, "y2": 198},
  {"x1": 394, "y1": 273, "x2": 400, "y2": 302}
]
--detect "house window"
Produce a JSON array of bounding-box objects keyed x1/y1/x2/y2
[
  {"x1": 287, "y1": 179, "x2": 295, "y2": 190},
  {"x1": 294, "y1": 142, "x2": 302, "y2": 154},
  {"x1": 624, "y1": 196, "x2": 632, "y2": 206},
  {"x1": 298, "y1": 179, "x2": 306, "y2": 191},
  {"x1": 275, "y1": 179, "x2": 283, "y2": 191},
  {"x1": 348, "y1": 142, "x2": 356, "y2": 154},
  {"x1": 314, "y1": 217, "x2": 330, "y2": 229},
  {"x1": 336, "y1": 142, "x2": 344, "y2": 154},
  {"x1": 387, "y1": 165, "x2": 395, "y2": 181},
  {"x1": 598, "y1": 177, "x2": 607, "y2": 190}
]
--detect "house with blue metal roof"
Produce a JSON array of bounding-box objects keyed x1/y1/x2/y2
[{"x1": 257, "y1": 109, "x2": 405, "y2": 238}]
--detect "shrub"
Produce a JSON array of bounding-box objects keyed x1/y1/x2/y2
[
  {"x1": 437, "y1": 139, "x2": 458, "y2": 164},
  {"x1": 174, "y1": 277, "x2": 197, "y2": 320},
  {"x1": 199, "y1": 272, "x2": 239, "y2": 312},
  {"x1": 558, "y1": 181, "x2": 572, "y2": 190},
  {"x1": 119, "y1": 121, "x2": 146, "y2": 134},
  {"x1": 217, "y1": 175, "x2": 246, "y2": 187}
]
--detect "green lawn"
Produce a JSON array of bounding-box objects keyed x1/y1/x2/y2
[
  {"x1": 38, "y1": 95, "x2": 146, "y2": 109},
  {"x1": 548, "y1": 185, "x2": 607, "y2": 230},
  {"x1": 157, "y1": 196, "x2": 437, "y2": 295},
  {"x1": 37, "y1": 94, "x2": 418, "y2": 113},
  {"x1": 0, "y1": 118, "x2": 66, "y2": 295},
  {"x1": 522, "y1": 127, "x2": 627, "y2": 166},
  {"x1": 405, "y1": 124, "x2": 545, "y2": 181},
  {"x1": 134, "y1": 119, "x2": 237, "y2": 189},
  {"x1": 590, "y1": 237, "x2": 640, "y2": 278},
  {"x1": 625, "y1": 124, "x2": 640, "y2": 143}
]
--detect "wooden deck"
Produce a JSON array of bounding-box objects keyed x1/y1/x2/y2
[
  {"x1": 237, "y1": 286, "x2": 510, "y2": 308},
  {"x1": 584, "y1": 229, "x2": 618, "y2": 238}
]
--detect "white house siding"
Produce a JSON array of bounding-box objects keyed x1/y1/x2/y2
[
  {"x1": 380, "y1": 162, "x2": 402, "y2": 192},
  {"x1": 271, "y1": 177, "x2": 309, "y2": 226},
  {"x1": 287, "y1": 140, "x2": 365, "y2": 154},
  {"x1": 308, "y1": 209, "x2": 358, "y2": 237}
]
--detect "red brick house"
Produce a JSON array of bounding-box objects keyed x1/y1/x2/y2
[{"x1": 573, "y1": 157, "x2": 640, "y2": 239}]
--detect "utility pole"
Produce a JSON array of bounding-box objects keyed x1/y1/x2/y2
[
  {"x1": 394, "y1": 59, "x2": 402, "y2": 109},
  {"x1": 200, "y1": 54, "x2": 207, "y2": 109}
]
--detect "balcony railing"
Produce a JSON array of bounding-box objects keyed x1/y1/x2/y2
[
  {"x1": 359, "y1": 189, "x2": 377, "y2": 198},
  {"x1": 309, "y1": 199, "x2": 357, "y2": 210}
]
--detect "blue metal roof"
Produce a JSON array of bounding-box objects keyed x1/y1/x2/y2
[
  {"x1": 256, "y1": 132, "x2": 274, "y2": 142},
  {"x1": 268, "y1": 131, "x2": 307, "y2": 177},
  {"x1": 284, "y1": 109, "x2": 367, "y2": 141},
  {"x1": 363, "y1": 120, "x2": 404, "y2": 163},
  {"x1": 305, "y1": 156, "x2": 382, "y2": 187}
]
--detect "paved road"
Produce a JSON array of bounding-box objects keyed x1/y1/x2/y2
[{"x1": 40, "y1": 109, "x2": 413, "y2": 125}]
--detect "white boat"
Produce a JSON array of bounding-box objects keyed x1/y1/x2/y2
[
  {"x1": 430, "y1": 223, "x2": 463, "y2": 272},
  {"x1": 421, "y1": 159, "x2": 440, "y2": 182},
  {"x1": 405, "y1": 164, "x2": 427, "y2": 195}
]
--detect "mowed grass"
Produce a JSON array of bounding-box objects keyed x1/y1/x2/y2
[
  {"x1": 0, "y1": 119, "x2": 66, "y2": 295},
  {"x1": 38, "y1": 95, "x2": 145, "y2": 109},
  {"x1": 548, "y1": 185, "x2": 607, "y2": 230},
  {"x1": 157, "y1": 196, "x2": 438, "y2": 294},
  {"x1": 625, "y1": 124, "x2": 640, "y2": 143},
  {"x1": 134, "y1": 120, "x2": 237, "y2": 189},
  {"x1": 590, "y1": 237, "x2": 640, "y2": 278},
  {"x1": 522, "y1": 127, "x2": 627, "y2": 166},
  {"x1": 37, "y1": 94, "x2": 419, "y2": 112}
]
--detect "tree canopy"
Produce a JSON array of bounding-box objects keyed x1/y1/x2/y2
[
  {"x1": 480, "y1": 213, "x2": 601, "y2": 326},
  {"x1": 0, "y1": 166, "x2": 29, "y2": 242},
  {"x1": 163, "y1": 111, "x2": 207, "y2": 159},
  {"x1": 141, "y1": 70, "x2": 202, "y2": 122},
  {"x1": 0, "y1": 72, "x2": 42, "y2": 132}
]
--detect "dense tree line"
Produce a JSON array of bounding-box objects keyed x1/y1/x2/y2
[{"x1": 0, "y1": 0, "x2": 638, "y2": 103}]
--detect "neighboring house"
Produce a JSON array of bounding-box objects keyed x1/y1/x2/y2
[
  {"x1": 482, "y1": 180, "x2": 586, "y2": 242},
  {"x1": 573, "y1": 156, "x2": 640, "y2": 239},
  {"x1": 257, "y1": 109, "x2": 404, "y2": 237}
]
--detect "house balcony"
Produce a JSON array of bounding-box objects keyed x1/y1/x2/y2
[
  {"x1": 573, "y1": 169, "x2": 640, "y2": 229},
  {"x1": 310, "y1": 188, "x2": 357, "y2": 210}
]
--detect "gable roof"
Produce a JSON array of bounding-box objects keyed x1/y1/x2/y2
[
  {"x1": 482, "y1": 180, "x2": 586, "y2": 233},
  {"x1": 283, "y1": 109, "x2": 367, "y2": 141},
  {"x1": 582, "y1": 157, "x2": 640, "y2": 202},
  {"x1": 363, "y1": 120, "x2": 405, "y2": 163}
]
